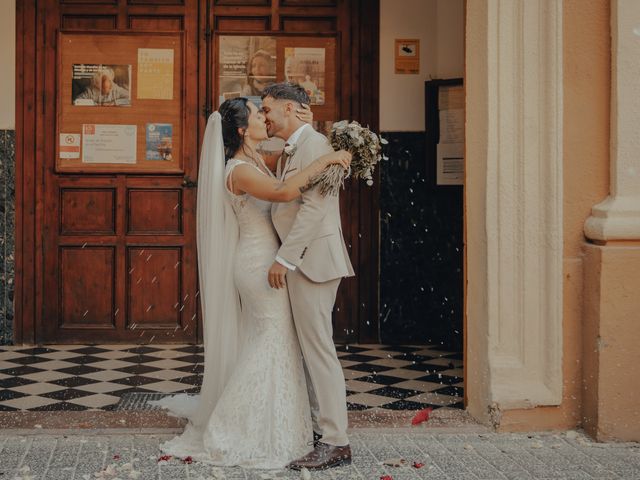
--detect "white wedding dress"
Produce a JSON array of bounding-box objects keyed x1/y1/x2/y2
[{"x1": 151, "y1": 158, "x2": 313, "y2": 469}]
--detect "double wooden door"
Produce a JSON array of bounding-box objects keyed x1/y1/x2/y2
[{"x1": 15, "y1": 0, "x2": 379, "y2": 344}]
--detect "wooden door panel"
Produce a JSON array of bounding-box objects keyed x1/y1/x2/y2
[
  {"x1": 128, "y1": 0, "x2": 185, "y2": 5},
  {"x1": 279, "y1": 17, "x2": 336, "y2": 31},
  {"x1": 280, "y1": 0, "x2": 337, "y2": 5},
  {"x1": 127, "y1": 247, "x2": 182, "y2": 328},
  {"x1": 60, "y1": 188, "x2": 116, "y2": 235},
  {"x1": 60, "y1": 0, "x2": 117, "y2": 4},
  {"x1": 215, "y1": 16, "x2": 271, "y2": 30},
  {"x1": 60, "y1": 246, "x2": 116, "y2": 328},
  {"x1": 127, "y1": 189, "x2": 182, "y2": 234},
  {"x1": 128, "y1": 17, "x2": 184, "y2": 30},
  {"x1": 215, "y1": 0, "x2": 271, "y2": 5},
  {"x1": 61, "y1": 15, "x2": 117, "y2": 30}
]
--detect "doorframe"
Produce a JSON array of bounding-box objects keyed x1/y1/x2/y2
[{"x1": 14, "y1": 0, "x2": 38, "y2": 344}]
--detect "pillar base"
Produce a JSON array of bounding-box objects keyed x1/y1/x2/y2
[
  {"x1": 582, "y1": 243, "x2": 640, "y2": 442},
  {"x1": 584, "y1": 196, "x2": 640, "y2": 242}
]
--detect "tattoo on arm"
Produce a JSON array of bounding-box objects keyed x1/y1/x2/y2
[{"x1": 299, "y1": 180, "x2": 314, "y2": 194}]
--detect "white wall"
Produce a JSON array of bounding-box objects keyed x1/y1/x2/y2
[
  {"x1": 0, "y1": 0, "x2": 15, "y2": 130},
  {"x1": 380, "y1": 0, "x2": 464, "y2": 131}
]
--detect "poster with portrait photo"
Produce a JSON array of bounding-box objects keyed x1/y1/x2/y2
[
  {"x1": 72, "y1": 64, "x2": 132, "y2": 106},
  {"x1": 284, "y1": 47, "x2": 326, "y2": 105},
  {"x1": 218, "y1": 36, "x2": 276, "y2": 104}
]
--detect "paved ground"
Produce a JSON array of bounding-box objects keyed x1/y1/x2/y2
[{"x1": 0, "y1": 430, "x2": 638, "y2": 480}]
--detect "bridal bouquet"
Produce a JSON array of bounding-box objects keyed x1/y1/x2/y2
[{"x1": 312, "y1": 120, "x2": 388, "y2": 196}]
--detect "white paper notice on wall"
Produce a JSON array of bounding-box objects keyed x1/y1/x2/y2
[
  {"x1": 82, "y1": 124, "x2": 137, "y2": 164},
  {"x1": 137, "y1": 48, "x2": 174, "y2": 100},
  {"x1": 439, "y1": 109, "x2": 464, "y2": 144},
  {"x1": 59, "y1": 133, "x2": 81, "y2": 159},
  {"x1": 437, "y1": 142, "x2": 464, "y2": 185}
]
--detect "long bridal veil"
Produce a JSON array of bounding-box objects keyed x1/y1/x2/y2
[{"x1": 150, "y1": 112, "x2": 242, "y2": 430}]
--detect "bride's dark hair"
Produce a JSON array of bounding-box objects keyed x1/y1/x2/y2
[{"x1": 219, "y1": 97, "x2": 251, "y2": 161}]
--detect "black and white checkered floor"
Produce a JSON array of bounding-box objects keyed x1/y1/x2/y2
[{"x1": 0, "y1": 344, "x2": 463, "y2": 412}]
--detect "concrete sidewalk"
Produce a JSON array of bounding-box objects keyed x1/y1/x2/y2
[{"x1": 0, "y1": 429, "x2": 638, "y2": 480}]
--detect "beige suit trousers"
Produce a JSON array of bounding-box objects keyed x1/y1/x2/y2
[{"x1": 286, "y1": 268, "x2": 349, "y2": 447}]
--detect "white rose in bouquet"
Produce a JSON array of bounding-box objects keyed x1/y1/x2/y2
[{"x1": 310, "y1": 120, "x2": 388, "y2": 196}]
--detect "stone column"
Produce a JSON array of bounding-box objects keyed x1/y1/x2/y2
[
  {"x1": 584, "y1": 1, "x2": 640, "y2": 241},
  {"x1": 582, "y1": 0, "x2": 640, "y2": 442},
  {"x1": 466, "y1": 0, "x2": 564, "y2": 422}
]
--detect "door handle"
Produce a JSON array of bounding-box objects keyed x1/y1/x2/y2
[{"x1": 182, "y1": 175, "x2": 197, "y2": 188}]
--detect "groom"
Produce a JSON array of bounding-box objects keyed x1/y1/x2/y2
[{"x1": 261, "y1": 82, "x2": 355, "y2": 470}]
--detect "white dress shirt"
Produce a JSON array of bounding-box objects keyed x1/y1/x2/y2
[{"x1": 275, "y1": 123, "x2": 310, "y2": 271}]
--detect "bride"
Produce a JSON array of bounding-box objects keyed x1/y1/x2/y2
[{"x1": 151, "y1": 98, "x2": 351, "y2": 469}]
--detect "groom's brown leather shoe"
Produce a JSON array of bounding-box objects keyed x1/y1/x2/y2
[{"x1": 288, "y1": 442, "x2": 352, "y2": 470}]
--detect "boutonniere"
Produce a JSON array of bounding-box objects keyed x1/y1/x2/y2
[{"x1": 283, "y1": 143, "x2": 298, "y2": 157}]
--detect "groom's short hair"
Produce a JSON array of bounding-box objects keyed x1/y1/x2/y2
[{"x1": 261, "y1": 82, "x2": 310, "y2": 106}]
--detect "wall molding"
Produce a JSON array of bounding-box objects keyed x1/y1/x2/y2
[{"x1": 483, "y1": 0, "x2": 564, "y2": 408}]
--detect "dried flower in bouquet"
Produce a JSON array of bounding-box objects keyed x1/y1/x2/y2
[{"x1": 311, "y1": 120, "x2": 388, "y2": 196}]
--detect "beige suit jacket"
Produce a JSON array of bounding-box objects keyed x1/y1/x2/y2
[{"x1": 271, "y1": 126, "x2": 355, "y2": 283}]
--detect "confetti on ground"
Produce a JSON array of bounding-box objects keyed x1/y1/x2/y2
[{"x1": 411, "y1": 407, "x2": 433, "y2": 425}]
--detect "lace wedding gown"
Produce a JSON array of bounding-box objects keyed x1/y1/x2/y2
[{"x1": 152, "y1": 158, "x2": 313, "y2": 469}]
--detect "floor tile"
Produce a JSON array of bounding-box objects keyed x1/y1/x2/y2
[
  {"x1": 368, "y1": 357, "x2": 414, "y2": 368},
  {"x1": 345, "y1": 379, "x2": 381, "y2": 393},
  {"x1": 0, "y1": 376, "x2": 37, "y2": 388},
  {"x1": 0, "y1": 344, "x2": 464, "y2": 412},
  {"x1": 345, "y1": 392, "x2": 397, "y2": 408},
  {"x1": 143, "y1": 380, "x2": 197, "y2": 393},
  {"x1": 379, "y1": 368, "x2": 431, "y2": 380},
  {"x1": 82, "y1": 369, "x2": 132, "y2": 382},
  {"x1": 405, "y1": 391, "x2": 462, "y2": 406},
  {"x1": 67, "y1": 393, "x2": 120, "y2": 409},
  {"x1": 11, "y1": 382, "x2": 66, "y2": 396},
  {"x1": 1, "y1": 395, "x2": 60, "y2": 410},
  {"x1": 74, "y1": 381, "x2": 132, "y2": 395}
]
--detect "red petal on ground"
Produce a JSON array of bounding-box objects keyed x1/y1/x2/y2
[
  {"x1": 112, "y1": 454, "x2": 120, "y2": 460},
  {"x1": 157, "y1": 455, "x2": 172, "y2": 462},
  {"x1": 380, "y1": 476, "x2": 394, "y2": 480},
  {"x1": 412, "y1": 461, "x2": 425, "y2": 468},
  {"x1": 411, "y1": 407, "x2": 433, "y2": 425},
  {"x1": 182, "y1": 456, "x2": 193, "y2": 464}
]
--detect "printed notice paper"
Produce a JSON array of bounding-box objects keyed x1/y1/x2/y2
[
  {"x1": 439, "y1": 109, "x2": 465, "y2": 144},
  {"x1": 82, "y1": 124, "x2": 137, "y2": 164},
  {"x1": 59, "y1": 133, "x2": 81, "y2": 159},
  {"x1": 436, "y1": 143, "x2": 464, "y2": 185},
  {"x1": 137, "y1": 48, "x2": 174, "y2": 100}
]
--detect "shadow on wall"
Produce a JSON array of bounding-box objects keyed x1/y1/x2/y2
[{"x1": 380, "y1": 132, "x2": 463, "y2": 351}]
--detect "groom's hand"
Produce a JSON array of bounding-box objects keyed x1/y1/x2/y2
[{"x1": 268, "y1": 262, "x2": 288, "y2": 289}]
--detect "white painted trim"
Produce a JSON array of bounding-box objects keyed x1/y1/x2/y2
[{"x1": 483, "y1": 0, "x2": 564, "y2": 408}]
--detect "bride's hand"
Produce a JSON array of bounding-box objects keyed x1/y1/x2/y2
[
  {"x1": 296, "y1": 103, "x2": 313, "y2": 124},
  {"x1": 319, "y1": 150, "x2": 351, "y2": 170}
]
